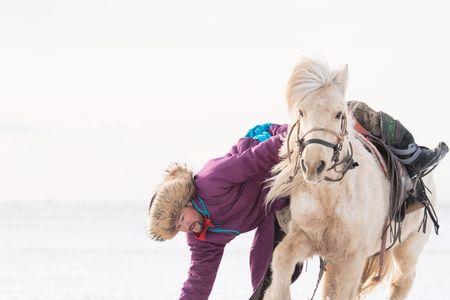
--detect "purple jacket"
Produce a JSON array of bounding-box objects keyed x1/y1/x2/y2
[{"x1": 179, "y1": 124, "x2": 288, "y2": 300}]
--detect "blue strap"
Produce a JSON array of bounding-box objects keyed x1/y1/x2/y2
[
  {"x1": 191, "y1": 196, "x2": 240, "y2": 236},
  {"x1": 191, "y1": 197, "x2": 210, "y2": 218},
  {"x1": 209, "y1": 228, "x2": 240, "y2": 235}
]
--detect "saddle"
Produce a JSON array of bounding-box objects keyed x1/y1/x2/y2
[{"x1": 353, "y1": 117, "x2": 439, "y2": 240}]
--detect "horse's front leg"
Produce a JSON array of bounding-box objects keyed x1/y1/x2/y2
[
  {"x1": 264, "y1": 227, "x2": 313, "y2": 300},
  {"x1": 322, "y1": 254, "x2": 366, "y2": 300}
]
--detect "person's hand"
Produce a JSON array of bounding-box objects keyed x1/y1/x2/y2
[{"x1": 245, "y1": 123, "x2": 272, "y2": 142}]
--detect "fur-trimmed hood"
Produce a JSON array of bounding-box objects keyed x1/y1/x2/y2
[{"x1": 148, "y1": 163, "x2": 195, "y2": 241}]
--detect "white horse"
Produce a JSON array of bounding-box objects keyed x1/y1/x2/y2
[{"x1": 263, "y1": 57, "x2": 436, "y2": 300}]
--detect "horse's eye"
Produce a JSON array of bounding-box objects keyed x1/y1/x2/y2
[
  {"x1": 335, "y1": 112, "x2": 343, "y2": 119},
  {"x1": 299, "y1": 110, "x2": 304, "y2": 117}
]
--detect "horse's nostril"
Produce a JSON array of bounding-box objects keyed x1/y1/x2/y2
[
  {"x1": 317, "y1": 160, "x2": 326, "y2": 173},
  {"x1": 301, "y1": 159, "x2": 307, "y2": 172}
]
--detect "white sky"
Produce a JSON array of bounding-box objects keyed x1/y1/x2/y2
[{"x1": 1, "y1": 0, "x2": 449, "y2": 202}]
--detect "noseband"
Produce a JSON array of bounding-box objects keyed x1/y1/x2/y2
[{"x1": 287, "y1": 113, "x2": 359, "y2": 182}]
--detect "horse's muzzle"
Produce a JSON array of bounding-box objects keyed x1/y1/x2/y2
[{"x1": 301, "y1": 158, "x2": 326, "y2": 183}]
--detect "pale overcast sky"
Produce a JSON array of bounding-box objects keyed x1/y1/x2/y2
[{"x1": 1, "y1": 0, "x2": 449, "y2": 201}]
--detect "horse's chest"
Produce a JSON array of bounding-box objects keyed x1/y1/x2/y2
[
  {"x1": 291, "y1": 196, "x2": 362, "y2": 257},
  {"x1": 302, "y1": 216, "x2": 352, "y2": 254}
]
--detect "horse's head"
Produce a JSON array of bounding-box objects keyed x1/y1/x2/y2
[{"x1": 286, "y1": 57, "x2": 350, "y2": 184}]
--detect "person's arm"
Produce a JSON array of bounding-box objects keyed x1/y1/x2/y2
[
  {"x1": 179, "y1": 239, "x2": 225, "y2": 300},
  {"x1": 200, "y1": 134, "x2": 284, "y2": 185},
  {"x1": 249, "y1": 213, "x2": 275, "y2": 290},
  {"x1": 269, "y1": 123, "x2": 288, "y2": 136}
]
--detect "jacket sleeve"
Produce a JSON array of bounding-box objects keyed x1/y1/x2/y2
[
  {"x1": 179, "y1": 239, "x2": 225, "y2": 300},
  {"x1": 249, "y1": 213, "x2": 275, "y2": 290},
  {"x1": 201, "y1": 134, "x2": 284, "y2": 185},
  {"x1": 269, "y1": 123, "x2": 288, "y2": 136}
]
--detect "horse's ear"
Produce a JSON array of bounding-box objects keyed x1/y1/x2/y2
[{"x1": 332, "y1": 64, "x2": 348, "y2": 96}]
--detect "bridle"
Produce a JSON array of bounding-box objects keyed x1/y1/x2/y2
[{"x1": 287, "y1": 111, "x2": 359, "y2": 182}]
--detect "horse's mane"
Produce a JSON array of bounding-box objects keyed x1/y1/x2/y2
[
  {"x1": 264, "y1": 134, "x2": 302, "y2": 204},
  {"x1": 286, "y1": 56, "x2": 337, "y2": 115}
]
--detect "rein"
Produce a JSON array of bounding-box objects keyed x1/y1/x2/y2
[{"x1": 287, "y1": 112, "x2": 359, "y2": 183}]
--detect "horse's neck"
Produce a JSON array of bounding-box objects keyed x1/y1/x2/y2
[
  {"x1": 347, "y1": 132, "x2": 380, "y2": 170},
  {"x1": 298, "y1": 174, "x2": 352, "y2": 212},
  {"x1": 341, "y1": 132, "x2": 385, "y2": 188}
]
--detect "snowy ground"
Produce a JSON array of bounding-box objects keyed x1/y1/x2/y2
[{"x1": 1, "y1": 198, "x2": 449, "y2": 300}]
